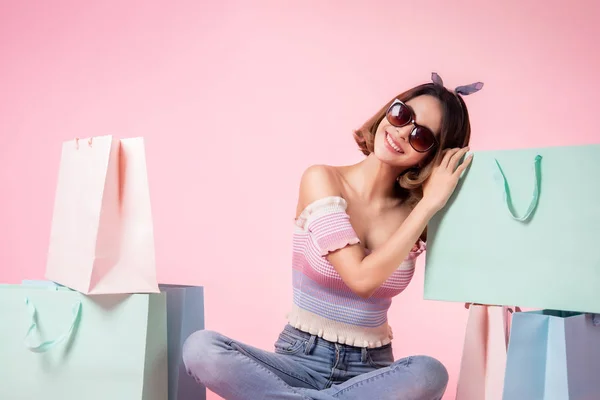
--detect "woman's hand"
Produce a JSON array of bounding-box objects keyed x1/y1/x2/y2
[{"x1": 422, "y1": 147, "x2": 473, "y2": 212}]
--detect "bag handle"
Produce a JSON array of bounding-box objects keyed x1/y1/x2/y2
[
  {"x1": 464, "y1": 303, "x2": 521, "y2": 347},
  {"x1": 464, "y1": 302, "x2": 521, "y2": 312},
  {"x1": 494, "y1": 155, "x2": 542, "y2": 222},
  {"x1": 24, "y1": 297, "x2": 81, "y2": 353}
]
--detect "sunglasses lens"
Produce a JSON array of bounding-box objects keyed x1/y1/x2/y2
[
  {"x1": 387, "y1": 103, "x2": 412, "y2": 126},
  {"x1": 410, "y1": 127, "x2": 436, "y2": 152}
]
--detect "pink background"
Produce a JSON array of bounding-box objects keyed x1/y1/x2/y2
[{"x1": 1, "y1": 1, "x2": 599, "y2": 398}]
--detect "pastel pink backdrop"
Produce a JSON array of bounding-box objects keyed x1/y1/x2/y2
[{"x1": 1, "y1": 1, "x2": 599, "y2": 398}]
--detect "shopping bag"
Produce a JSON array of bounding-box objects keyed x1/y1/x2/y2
[
  {"x1": 160, "y1": 284, "x2": 206, "y2": 400},
  {"x1": 45, "y1": 135, "x2": 159, "y2": 294},
  {"x1": 0, "y1": 283, "x2": 168, "y2": 400},
  {"x1": 424, "y1": 143, "x2": 600, "y2": 313},
  {"x1": 502, "y1": 310, "x2": 600, "y2": 399},
  {"x1": 456, "y1": 304, "x2": 515, "y2": 400}
]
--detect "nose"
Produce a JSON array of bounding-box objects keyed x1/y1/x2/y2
[{"x1": 395, "y1": 124, "x2": 413, "y2": 141}]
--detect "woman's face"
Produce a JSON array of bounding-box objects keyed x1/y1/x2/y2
[{"x1": 373, "y1": 94, "x2": 443, "y2": 169}]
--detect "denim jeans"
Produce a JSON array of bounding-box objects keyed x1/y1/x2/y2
[{"x1": 182, "y1": 324, "x2": 448, "y2": 399}]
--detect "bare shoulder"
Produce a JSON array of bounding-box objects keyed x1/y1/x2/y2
[{"x1": 296, "y1": 165, "x2": 343, "y2": 218}]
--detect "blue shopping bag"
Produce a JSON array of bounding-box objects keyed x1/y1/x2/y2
[
  {"x1": 503, "y1": 310, "x2": 600, "y2": 399},
  {"x1": 160, "y1": 284, "x2": 206, "y2": 400}
]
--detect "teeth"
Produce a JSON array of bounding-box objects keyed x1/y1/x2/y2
[{"x1": 386, "y1": 133, "x2": 402, "y2": 152}]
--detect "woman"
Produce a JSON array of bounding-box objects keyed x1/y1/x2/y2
[{"x1": 182, "y1": 72, "x2": 483, "y2": 400}]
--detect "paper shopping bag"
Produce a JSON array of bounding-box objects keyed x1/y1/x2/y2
[
  {"x1": 456, "y1": 304, "x2": 515, "y2": 400},
  {"x1": 0, "y1": 284, "x2": 168, "y2": 400},
  {"x1": 502, "y1": 310, "x2": 600, "y2": 399},
  {"x1": 45, "y1": 135, "x2": 159, "y2": 294},
  {"x1": 424, "y1": 143, "x2": 600, "y2": 313},
  {"x1": 160, "y1": 284, "x2": 206, "y2": 400}
]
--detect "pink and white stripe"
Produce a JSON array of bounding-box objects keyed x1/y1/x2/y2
[{"x1": 288, "y1": 196, "x2": 426, "y2": 346}]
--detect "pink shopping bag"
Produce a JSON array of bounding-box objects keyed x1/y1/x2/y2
[
  {"x1": 45, "y1": 135, "x2": 159, "y2": 294},
  {"x1": 456, "y1": 304, "x2": 517, "y2": 400}
]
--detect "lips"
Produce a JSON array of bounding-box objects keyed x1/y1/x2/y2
[{"x1": 385, "y1": 131, "x2": 404, "y2": 154}]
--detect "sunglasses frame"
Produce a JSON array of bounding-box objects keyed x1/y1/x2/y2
[{"x1": 385, "y1": 99, "x2": 439, "y2": 153}]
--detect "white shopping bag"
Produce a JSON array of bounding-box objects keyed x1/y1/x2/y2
[{"x1": 45, "y1": 135, "x2": 159, "y2": 294}]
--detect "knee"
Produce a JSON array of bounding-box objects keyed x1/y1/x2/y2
[
  {"x1": 182, "y1": 330, "x2": 227, "y2": 379},
  {"x1": 407, "y1": 355, "x2": 449, "y2": 398}
]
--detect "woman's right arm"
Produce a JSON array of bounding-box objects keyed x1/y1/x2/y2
[{"x1": 297, "y1": 147, "x2": 471, "y2": 299}]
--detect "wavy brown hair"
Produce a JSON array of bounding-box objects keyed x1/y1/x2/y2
[{"x1": 353, "y1": 83, "x2": 472, "y2": 207}]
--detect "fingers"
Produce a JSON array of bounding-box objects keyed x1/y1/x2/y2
[
  {"x1": 448, "y1": 147, "x2": 470, "y2": 171},
  {"x1": 453, "y1": 152, "x2": 473, "y2": 176},
  {"x1": 441, "y1": 148, "x2": 461, "y2": 168}
]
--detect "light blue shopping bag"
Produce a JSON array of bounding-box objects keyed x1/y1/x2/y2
[
  {"x1": 502, "y1": 310, "x2": 600, "y2": 399},
  {"x1": 160, "y1": 284, "x2": 206, "y2": 400},
  {"x1": 424, "y1": 144, "x2": 600, "y2": 313},
  {"x1": 0, "y1": 283, "x2": 168, "y2": 400}
]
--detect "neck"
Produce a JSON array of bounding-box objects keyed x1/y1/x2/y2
[{"x1": 346, "y1": 154, "x2": 408, "y2": 203}]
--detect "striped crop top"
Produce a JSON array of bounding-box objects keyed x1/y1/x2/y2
[{"x1": 286, "y1": 196, "x2": 426, "y2": 348}]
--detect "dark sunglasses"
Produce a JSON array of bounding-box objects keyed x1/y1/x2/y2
[{"x1": 385, "y1": 99, "x2": 438, "y2": 153}]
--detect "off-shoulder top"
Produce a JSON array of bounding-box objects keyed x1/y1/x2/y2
[{"x1": 286, "y1": 196, "x2": 426, "y2": 348}]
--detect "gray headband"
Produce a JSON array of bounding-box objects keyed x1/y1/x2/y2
[{"x1": 431, "y1": 72, "x2": 483, "y2": 95}]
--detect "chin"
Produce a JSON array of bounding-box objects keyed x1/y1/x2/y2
[{"x1": 374, "y1": 153, "x2": 398, "y2": 166}]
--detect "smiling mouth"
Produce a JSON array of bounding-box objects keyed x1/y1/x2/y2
[{"x1": 385, "y1": 132, "x2": 404, "y2": 154}]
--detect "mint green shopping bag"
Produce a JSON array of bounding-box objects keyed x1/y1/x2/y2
[
  {"x1": 0, "y1": 284, "x2": 168, "y2": 400},
  {"x1": 424, "y1": 144, "x2": 600, "y2": 313}
]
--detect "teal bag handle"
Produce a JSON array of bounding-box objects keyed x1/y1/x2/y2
[
  {"x1": 494, "y1": 155, "x2": 542, "y2": 222},
  {"x1": 24, "y1": 297, "x2": 81, "y2": 353}
]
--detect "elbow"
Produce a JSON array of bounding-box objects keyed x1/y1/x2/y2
[
  {"x1": 351, "y1": 284, "x2": 377, "y2": 299},
  {"x1": 337, "y1": 259, "x2": 378, "y2": 299},
  {"x1": 356, "y1": 290, "x2": 375, "y2": 300},
  {"x1": 346, "y1": 269, "x2": 378, "y2": 299}
]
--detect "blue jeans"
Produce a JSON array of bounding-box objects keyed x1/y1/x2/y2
[{"x1": 182, "y1": 324, "x2": 448, "y2": 399}]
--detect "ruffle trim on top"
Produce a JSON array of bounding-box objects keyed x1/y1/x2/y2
[
  {"x1": 286, "y1": 304, "x2": 393, "y2": 349},
  {"x1": 408, "y1": 238, "x2": 427, "y2": 260},
  {"x1": 294, "y1": 196, "x2": 348, "y2": 230},
  {"x1": 317, "y1": 236, "x2": 361, "y2": 257}
]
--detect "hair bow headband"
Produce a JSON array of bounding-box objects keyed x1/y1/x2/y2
[{"x1": 431, "y1": 72, "x2": 483, "y2": 95}]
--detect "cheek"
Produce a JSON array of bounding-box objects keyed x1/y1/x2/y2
[
  {"x1": 375, "y1": 117, "x2": 394, "y2": 136},
  {"x1": 406, "y1": 150, "x2": 430, "y2": 166},
  {"x1": 372, "y1": 133, "x2": 387, "y2": 157},
  {"x1": 374, "y1": 130, "x2": 384, "y2": 145},
  {"x1": 373, "y1": 129, "x2": 388, "y2": 149}
]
